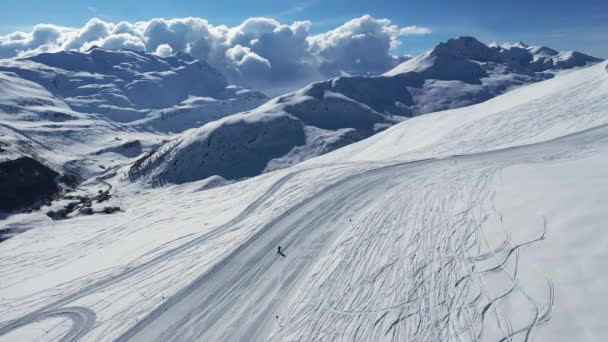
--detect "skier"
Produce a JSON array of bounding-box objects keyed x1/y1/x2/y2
[{"x1": 277, "y1": 246, "x2": 286, "y2": 257}]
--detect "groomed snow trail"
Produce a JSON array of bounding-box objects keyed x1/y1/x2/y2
[
  {"x1": 118, "y1": 160, "x2": 433, "y2": 341},
  {"x1": 120, "y1": 122, "x2": 606, "y2": 341}
]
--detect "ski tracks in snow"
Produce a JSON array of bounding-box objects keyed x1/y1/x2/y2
[
  {"x1": 2, "y1": 125, "x2": 604, "y2": 341},
  {"x1": 272, "y1": 157, "x2": 554, "y2": 342},
  {"x1": 0, "y1": 307, "x2": 95, "y2": 342}
]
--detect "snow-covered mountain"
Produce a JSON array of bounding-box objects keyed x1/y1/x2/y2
[
  {"x1": 0, "y1": 48, "x2": 268, "y2": 210},
  {"x1": 0, "y1": 47, "x2": 268, "y2": 129},
  {"x1": 135, "y1": 37, "x2": 602, "y2": 184},
  {"x1": 0, "y1": 71, "x2": 89, "y2": 211},
  {"x1": 1, "y1": 59, "x2": 606, "y2": 341},
  {"x1": 128, "y1": 88, "x2": 397, "y2": 184},
  {"x1": 383, "y1": 36, "x2": 601, "y2": 114}
]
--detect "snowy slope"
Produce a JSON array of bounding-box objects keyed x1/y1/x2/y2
[
  {"x1": 0, "y1": 60, "x2": 607, "y2": 341},
  {"x1": 136, "y1": 37, "x2": 602, "y2": 184}
]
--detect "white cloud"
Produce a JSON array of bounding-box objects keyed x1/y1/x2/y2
[
  {"x1": 154, "y1": 43, "x2": 174, "y2": 57},
  {"x1": 399, "y1": 26, "x2": 433, "y2": 35},
  {"x1": 0, "y1": 24, "x2": 73, "y2": 58},
  {"x1": 308, "y1": 15, "x2": 430, "y2": 76},
  {"x1": 62, "y1": 18, "x2": 112, "y2": 50},
  {"x1": 0, "y1": 15, "x2": 431, "y2": 95},
  {"x1": 83, "y1": 33, "x2": 146, "y2": 51},
  {"x1": 225, "y1": 44, "x2": 273, "y2": 84}
]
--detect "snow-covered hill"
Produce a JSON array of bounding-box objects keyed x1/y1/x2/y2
[
  {"x1": 0, "y1": 59, "x2": 606, "y2": 341},
  {"x1": 136, "y1": 37, "x2": 601, "y2": 184},
  {"x1": 128, "y1": 88, "x2": 397, "y2": 184}
]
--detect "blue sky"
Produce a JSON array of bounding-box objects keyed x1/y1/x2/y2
[{"x1": 1, "y1": 0, "x2": 607, "y2": 57}]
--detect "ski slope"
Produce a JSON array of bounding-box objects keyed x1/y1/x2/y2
[{"x1": 0, "y1": 62, "x2": 607, "y2": 341}]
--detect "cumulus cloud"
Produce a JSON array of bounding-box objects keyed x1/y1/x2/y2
[
  {"x1": 145, "y1": 18, "x2": 218, "y2": 55},
  {"x1": 0, "y1": 15, "x2": 431, "y2": 95},
  {"x1": 225, "y1": 44, "x2": 273, "y2": 84},
  {"x1": 62, "y1": 18, "x2": 112, "y2": 50},
  {"x1": 154, "y1": 43, "x2": 174, "y2": 57},
  {"x1": 0, "y1": 24, "x2": 73, "y2": 58},
  {"x1": 309, "y1": 15, "x2": 423, "y2": 76},
  {"x1": 223, "y1": 18, "x2": 316, "y2": 89},
  {"x1": 83, "y1": 33, "x2": 146, "y2": 51}
]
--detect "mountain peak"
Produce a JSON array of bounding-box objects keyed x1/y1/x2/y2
[
  {"x1": 86, "y1": 45, "x2": 102, "y2": 52},
  {"x1": 386, "y1": 36, "x2": 602, "y2": 78},
  {"x1": 501, "y1": 41, "x2": 529, "y2": 49},
  {"x1": 431, "y1": 36, "x2": 499, "y2": 62}
]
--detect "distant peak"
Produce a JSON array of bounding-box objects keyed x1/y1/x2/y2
[
  {"x1": 435, "y1": 36, "x2": 487, "y2": 49},
  {"x1": 86, "y1": 45, "x2": 101, "y2": 52},
  {"x1": 515, "y1": 41, "x2": 528, "y2": 48},
  {"x1": 457, "y1": 36, "x2": 481, "y2": 42},
  {"x1": 430, "y1": 36, "x2": 498, "y2": 62},
  {"x1": 499, "y1": 41, "x2": 529, "y2": 50}
]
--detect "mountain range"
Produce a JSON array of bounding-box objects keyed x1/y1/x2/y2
[{"x1": 130, "y1": 36, "x2": 602, "y2": 184}]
